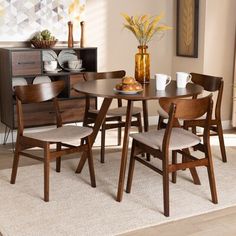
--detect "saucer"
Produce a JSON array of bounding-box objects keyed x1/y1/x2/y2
[
  {"x1": 44, "y1": 68, "x2": 62, "y2": 73},
  {"x1": 64, "y1": 68, "x2": 85, "y2": 72}
]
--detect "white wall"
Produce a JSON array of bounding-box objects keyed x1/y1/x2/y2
[{"x1": 203, "y1": 0, "x2": 236, "y2": 121}]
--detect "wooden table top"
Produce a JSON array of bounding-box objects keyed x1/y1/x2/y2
[{"x1": 73, "y1": 79, "x2": 203, "y2": 100}]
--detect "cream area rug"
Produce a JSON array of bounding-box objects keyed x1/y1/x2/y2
[{"x1": 0, "y1": 145, "x2": 236, "y2": 236}]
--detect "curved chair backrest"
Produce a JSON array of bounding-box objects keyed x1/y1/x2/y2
[
  {"x1": 84, "y1": 70, "x2": 126, "y2": 81},
  {"x1": 190, "y1": 73, "x2": 223, "y2": 92},
  {"x1": 15, "y1": 80, "x2": 65, "y2": 104},
  {"x1": 159, "y1": 95, "x2": 213, "y2": 152},
  {"x1": 159, "y1": 94, "x2": 213, "y2": 120},
  {"x1": 190, "y1": 73, "x2": 223, "y2": 120}
]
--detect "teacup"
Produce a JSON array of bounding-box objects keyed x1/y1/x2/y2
[
  {"x1": 176, "y1": 72, "x2": 192, "y2": 88},
  {"x1": 155, "y1": 74, "x2": 171, "y2": 90},
  {"x1": 44, "y1": 60, "x2": 57, "y2": 71},
  {"x1": 68, "y1": 59, "x2": 82, "y2": 69}
]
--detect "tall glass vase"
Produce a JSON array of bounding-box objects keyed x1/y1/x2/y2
[{"x1": 135, "y1": 45, "x2": 150, "y2": 83}]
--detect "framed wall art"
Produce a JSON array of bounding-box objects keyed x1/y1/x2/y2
[{"x1": 176, "y1": 0, "x2": 199, "y2": 58}]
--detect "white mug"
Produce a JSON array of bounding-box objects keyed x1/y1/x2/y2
[
  {"x1": 155, "y1": 74, "x2": 171, "y2": 90},
  {"x1": 44, "y1": 60, "x2": 57, "y2": 71},
  {"x1": 176, "y1": 72, "x2": 192, "y2": 88}
]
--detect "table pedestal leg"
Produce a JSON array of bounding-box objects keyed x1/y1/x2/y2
[{"x1": 116, "y1": 100, "x2": 133, "y2": 202}]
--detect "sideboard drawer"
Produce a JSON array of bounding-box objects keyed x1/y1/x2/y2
[{"x1": 12, "y1": 51, "x2": 41, "y2": 76}]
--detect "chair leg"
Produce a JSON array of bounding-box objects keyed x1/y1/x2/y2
[
  {"x1": 126, "y1": 141, "x2": 136, "y2": 193},
  {"x1": 118, "y1": 117, "x2": 122, "y2": 146},
  {"x1": 163, "y1": 156, "x2": 170, "y2": 217},
  {"x1": 183, "y1": 148, "x2": 201, "y2": 185},
  {"x1": 75, "y1": 152, "x2": 87, "y2": 173},
  {"x1": 10, "y1": 137, "x2": 20, "y2": 184},
  {"x1": 192, "y1": 126, "x2": 198, "y2": 151},
  {"x1": 171, "y1": 151, "x2": 177, "y2": 184},
  {"x1": 44, "y1": 143, "x2": 50, "y2": 202},
  {"x1": 136, "y1": 113, "x2": 146, "y2": 159},
  {"x1": 56, "y1": 143, "x2": 61, "y2": 173},
  {"x1": 216, "y1": 122, "x2": 227, "y2": 162},
  {"x1": 206, "y1": 145, "x2": 218, "y2": 204},
  {"x1": 137, "y1": 113, "x2": 143, "y2": 133},
  {"x1": 157, "y1": 116, "x2": 165, "y2": 130},
  {"x1": 86, "y1": 137, "x2": 96, "y2": 187},
  {"x1": 101, "y1": 124, "x2": 106, "y2": 163}
]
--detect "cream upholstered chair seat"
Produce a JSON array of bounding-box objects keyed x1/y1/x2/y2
[
  {"x1": 89, "y1": 106, "x2": 142, "y2": 117},
  {"x1": 25, "y1": 126, "x2": 93, "y2": 143},
  {"x1": 130, "y1": 128, "x2": 201, "y2": 151}
]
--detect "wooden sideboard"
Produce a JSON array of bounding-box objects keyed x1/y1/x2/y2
[{"x1": 0, "y1": 47, "x2": 97, "y2": 130}]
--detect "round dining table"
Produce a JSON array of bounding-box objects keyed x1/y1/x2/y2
[{"x1": 73, "y1": 78, "x2": 203, "y2": 202}]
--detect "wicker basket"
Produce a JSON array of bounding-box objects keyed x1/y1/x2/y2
[{"x1": 30, "y1": 40, "x2": 57, "y2": 49}]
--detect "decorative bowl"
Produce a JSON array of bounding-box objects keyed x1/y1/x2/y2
[{"x1": 30, "y1": 39, "x2": 57, "y2": 49}]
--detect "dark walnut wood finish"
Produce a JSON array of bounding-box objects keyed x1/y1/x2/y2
[
  {"x1": 11, "y1": 81, "x2": 96, "y2": 202},
  {"x1": 82, "y1": 71, "x2": 142, "y2": 163},
  {"x1": 126, "y1": 95, "x2": 218, "y2": 217},
  {"x1": 184, "y1": 73, "x2": 227, "y2": 163},
  {"x1": 158, "y1": 73, "x2": 226, "y2": 163},
  {"x1": 73, "y1": 79, "x2": 203, "y2": 202},
  {"x1": 0, "y1": 47, "x2": 97, "y2": 131}
]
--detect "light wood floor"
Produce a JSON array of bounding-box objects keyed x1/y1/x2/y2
[{"x1": 1, "y1": 130, "x2": 236, "y2": 236}]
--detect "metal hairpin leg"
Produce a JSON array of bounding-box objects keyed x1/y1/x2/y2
[
  {"x1": 3, "y1": 125, "x2": 11, "y2": 145},
  {"x1": 3, "y1": 125, "x2": 15, "y2": 151}
]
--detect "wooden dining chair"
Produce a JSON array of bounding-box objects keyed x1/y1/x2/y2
[
  {"x1": 11, "y1": 81, "x2": 96, "y2": 202},
  {"x1": 158, "y1": 73, "x2": 227, "y2": 163},
  {"x1": 82, "y1": 70, "x2": 143, "y2": 163},
  {"x1": 126, "y1": 95, "x2": 218, "y2": 217}
]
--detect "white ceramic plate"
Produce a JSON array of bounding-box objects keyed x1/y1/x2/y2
[
  {"x1": 113, "y1": 88, "x2": 143, "y2": 95},
  {"x1": 63, "y1": 68, "x2": 85, "y2": 72},
  {"x1": 58, "y1": 50, "x2": 78, "y2": 69},
  {"x1": 44, "y1": 68, "x2": 62, "y2": 73},
  {"x1": 12, "y1": 77, "x2": 27, "y2": 90},
  {"x1": 42, "y1": 50, "x2": 57, "y2": 61},
  {"x1": 33, "y1": 76, "x2": 51, "y2": 84}
]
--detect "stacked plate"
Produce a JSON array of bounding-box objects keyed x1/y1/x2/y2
[
  {"x1": 12, "y1": 77, "x2": 27, "y2": 90},
  {"x1": 42, "y1": 50, "x2": 57, "y2": 62},
  {"x1": 58, "y1": 50, "x2": 84, "y2": 72},
  {"x1": 33, "y1": 76, "x2": 51, "y2": 84}
]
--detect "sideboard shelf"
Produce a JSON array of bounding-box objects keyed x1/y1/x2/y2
[{"x1": 0, "y1": 47, "x2": 97, "y2": 130}]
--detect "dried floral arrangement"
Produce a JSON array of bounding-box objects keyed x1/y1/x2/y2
[{"x1": 121, "y1": 13, "x2": 172, "y2": 46}]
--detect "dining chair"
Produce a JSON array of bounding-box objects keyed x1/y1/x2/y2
[
  {"x1": 158, "y1": 73, "x2": 227, "y2": 163},
  {"x1": 126, "y1": 95, "x2": 218, "y2": 217},
  {"x1": 82, "y1": 70, "x2": 143, "y2": 163},
  {"x1": 11, "y1": 81, "x2": 96, "y2": 202}
]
